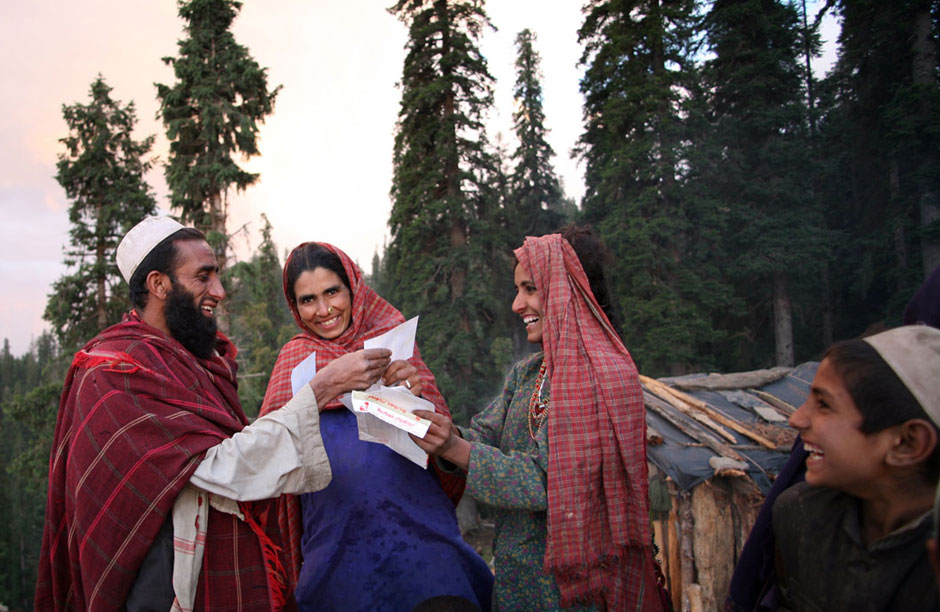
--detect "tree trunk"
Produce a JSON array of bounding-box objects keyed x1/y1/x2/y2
[
  {"x1": 207, "y1": 190, "x2": 230, "y2": 333},
  {"x1": 96, "y1": 200, "x2": 108, "y2": 330},
  {"x1": 889, "y1": 160, "x2": 908, "y2": 293},
  {"x1": 773, "y1": 272, "x2": 794, "y2": 366},
  {"x1": 208, "y1": 190, "x2": 228, "y2": 272},
  {"x1": 821, "y1": 264, "x2": 833, "y2": 348},
  {"x1": 912, "y1": 8, "x2": 940, "y2": 275}
]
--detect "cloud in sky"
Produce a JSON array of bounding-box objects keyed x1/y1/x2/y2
[{"x1": 0, "y1": 0, "x2": 587, "y2": 355}]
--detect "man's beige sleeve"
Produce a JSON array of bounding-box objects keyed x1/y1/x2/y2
[{"x1": 188, "y1": 383, "x2": 332, "y2": 500}]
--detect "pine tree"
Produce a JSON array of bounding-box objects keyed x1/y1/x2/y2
[
  {"x1": 0, "y1": 332, "x2": 63, "y2": 609},
  {"x1": 508, "y1": 29, "x2": 567, "y2": 239},
  {"x1": 577, "y1": 0, "x2": 729, "y2": 375},
  {"x1": 386, "y1": 0, "x2": 507, "y2": 421},
  {"x1": 224, "y1": 215, "x2": 295, "y2": 418},
  {"x1": 45, "y1": 76, "x2": 156, "y2": 352},
  {"x1": 702, "y1": 0, "x2": 828, "y2": 366},
  {"x1": 816, "y1": 0, "x2": 940, "y2": 339},
  {"x1": 156, "y1": 0, "x2": 280, "y2": 270}
]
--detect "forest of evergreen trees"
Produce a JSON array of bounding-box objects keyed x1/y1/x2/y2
[{"x1": 2, "y1": 0, "x2": 938, "y2": 607}]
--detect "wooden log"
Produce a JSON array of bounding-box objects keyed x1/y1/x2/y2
[
  {"x1": 750, "y1": 388, "x2": 798, "y2": 416},
  {"x1": 667, "y1": 367, "x2": 791, "y2": 391},
  {"x1": 678, "y1": 491, "x2": 696, "y2": 612},
  {"x1": 691, "y1": 479, "x2": 735, "y2": 612},
  {"x1": 641, "y1": 375, "x2": 779, "y2": 450},
  {"x1": 667, "y1": 484, "x2": 683, "y2": 612},
  {"x1": 643, "y1": 376, "x2": 738, "y2": 443},
  {"x1": 729, "y1": 477, "x2": 765, "y2": 561},
  {"x1": 686, "y1": 584, "x2": 704, "y2": 612},
  {"x1": 653, "y1": 517, "x2": 668, "y2": 605},
  {"x1": 645, "y1": 391, "x2": 747, "y2": 462}
]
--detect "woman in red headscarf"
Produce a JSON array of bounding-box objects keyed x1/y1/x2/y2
[
  {"x1": 414, "y1": 227, "x2": 665, "y2": 611},
  {"x1": 260, "y1": 242, "x2": 492, "y2": 612}
]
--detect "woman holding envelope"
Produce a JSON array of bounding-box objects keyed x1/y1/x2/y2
[
  {"x1": 260, "y1": 242, "x2": 492, "y2": 612},
  {"x1": 413, "y1": 227, "x2": 666, "y2": 612}
]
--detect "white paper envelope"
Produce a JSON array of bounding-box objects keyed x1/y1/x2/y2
[
  {"x1": 290, "y1": 351, "x2": 318, "y2": 396},
  {"x1": 349, "y1": 385, "x2": 435, "y2": 468},
  {"x1": 363, "y1": 316, "x2": 418, "y2": 361},
  {"x1": 351, "y1": 387, "x2": 432, "y2": 438}
]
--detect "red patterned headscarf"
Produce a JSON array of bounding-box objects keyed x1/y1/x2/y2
[
  {"x1": 514, "y1": 234, "x2": 662, "y2": 611},
  {"x1": 259, "y1": 242, "x2": 465, "y2": 585}
]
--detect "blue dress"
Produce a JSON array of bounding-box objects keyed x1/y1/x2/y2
[{"x1": 294, "y1": 409, "x2": 494, "y2": 612}]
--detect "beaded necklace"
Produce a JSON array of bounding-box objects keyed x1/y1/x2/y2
[{"x1": 527, "y1": 359, "x2": 550, "y2": 439}]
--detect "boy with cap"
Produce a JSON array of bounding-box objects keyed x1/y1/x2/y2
[
  {"x1": 35, "y1": 216, "x2": 391, "y2": 611},
  {"x1": 772, "y1": 325, "x2": 940, "y2": 611}
]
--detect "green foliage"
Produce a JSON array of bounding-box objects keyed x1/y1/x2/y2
[
  {"x1": 45, "y1": 76, "x2": 156, "y2": 353},
  {"x1": 695, "y1": 0, "x2": 831, "y2": 367},
  {"x1": 576, "y1": 0, "x2": 737, "y2": 375},
  {"x1": 156, "y1": 0, "x2": 281, "y2": 267},
  {"x1": 508, "y1": 29, "x2": 568, "y2": 239},
  {"x1": 813, "y1": 0, "x2": 940, "y2": 339},
  {"x1": 0, "y1": 334, "x2": 65, "y2": 610},
  {"x1": 224, "y1": 215, "x2": 295, "y2": 418},
  {"x1": 386, "y1": 0, "x2": 510, "y2": 422}
]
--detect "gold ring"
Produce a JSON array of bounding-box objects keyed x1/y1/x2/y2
[{"x1": 328, "y1": 306, "x2": 333, "y2": 314}]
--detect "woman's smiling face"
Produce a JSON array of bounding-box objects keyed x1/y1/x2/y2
[
  {"x1": 512, "y1": 262, "x2": 543, "y2": 344},
  {"x1": 293, "y1": 267, "x2": 352, "y2": 340}
]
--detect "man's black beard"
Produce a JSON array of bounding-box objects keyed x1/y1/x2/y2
[{"x1": 165, "y1": 284, "x2": 218, "y2": 359}]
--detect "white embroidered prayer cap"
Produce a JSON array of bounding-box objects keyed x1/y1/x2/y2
[
  {"x1": 863, "y1": 325, "x2": 940, "y2": 426},
  {"x1": 116, "y1": 215, "x2": 185, "y2": 283}
]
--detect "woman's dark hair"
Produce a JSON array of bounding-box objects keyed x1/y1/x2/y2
[
  {"x1": 825, "y1": 338, "x2": 940, "y2": 480},
  {"x1": 559, "y1": 224, "x2": 617, "y2": 327},
  {"x1": 284, "y1": 243, "x2": 352, "y2": 306},
  {"x1": 128, "y1": 228, "x2": 205, "y2": 310}
]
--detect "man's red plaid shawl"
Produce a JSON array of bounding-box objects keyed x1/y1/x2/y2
[
  {"x1": 259, "y1": 242, "x2": 465, "y2": 586},
  {"x1": 515, "y1": 235, "x2": 663, "y2": 611},
  {"x1": 35, "y1": 312, "x2": 289, "y2": 612}
]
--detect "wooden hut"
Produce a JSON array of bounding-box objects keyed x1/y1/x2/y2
[{"x1": 642, "y1": 363, "x2": 816, "y2": 612}]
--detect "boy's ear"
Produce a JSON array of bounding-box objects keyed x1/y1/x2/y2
[{"x1": 885, "y1": 418, "x2": 938, "y2": 468}]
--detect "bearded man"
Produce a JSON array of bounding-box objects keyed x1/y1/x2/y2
[{"x1": 35, "y1": 216, "x2": 391, "y2": 612}]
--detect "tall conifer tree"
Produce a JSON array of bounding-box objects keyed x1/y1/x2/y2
[
  {"x1": 509, "y1": 29, "x2": 567, "y2": 238},
  {"x1": 45, "y1": 76, "x2": 156, "y2": 352},
  {"x1": 156, "y1": 0, "x2": 280, "y2": 270},
  {"x1": 702, "y1": 0, "x2": 827, "y2": 366},
  {"x1": 816, "y1": 0, "x2": 940, "y2": 338},
  {"x1": 224, "y1": 215, "x2": 295, "y2": 417},
  {"x1": 577, "y1": 0, "x2": 727, "y2": 374},
  {"x1": 386, "y1": 0, "x2": 505, "y2": 420}
]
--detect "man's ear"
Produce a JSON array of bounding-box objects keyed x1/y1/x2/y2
[
  {"x1": 145, "y1": 271, "x2": 171, "y2": 302},
  {"x1": 885, "y1": 418, "x2": 938, "y2": 468}
]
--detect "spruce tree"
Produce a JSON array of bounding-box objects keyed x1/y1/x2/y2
[
  {"x1": 816, "y1": 0, "x2": 940, "y2": 338},
  {"x1": 45, "y1": 76, "x2": 156, "y2": 352},
  {"x1": 0, "y1": 332, "x2": 63, "y2": 609},
  {"x1": 577, "y1": 0, "x2": 729, "y2": 375},
  {"x1": 156, "y1": 0, "x2": 280, "y2": 270},
  {"x1": 508, "y1": 29, "x2": 567, "y2": 238},
  {"x1": 702, "y1": 0, "x2": 828, "y2": 366},
  {"x1": 224, "y1": 215, "x2": 295, "y2": 418},
  {"x1": 386, "y1": 0, "x2": 506, "y2": 421}
]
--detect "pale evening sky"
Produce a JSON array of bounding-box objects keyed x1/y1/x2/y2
[{"x1": 0, "y1": 1, "x2": 836, "y2": 356}]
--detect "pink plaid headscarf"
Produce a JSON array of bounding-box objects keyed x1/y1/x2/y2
[{"x1": 515, "y1": 234, "x2": 662, "y2": 611}]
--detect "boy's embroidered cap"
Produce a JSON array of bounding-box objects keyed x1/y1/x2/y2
[
  {"x1": 117, "y1": 216, "x2": 185, "y2": 283},
  {"x1": 864, "y1": 325, "x2": 940, "y2": 426}
]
